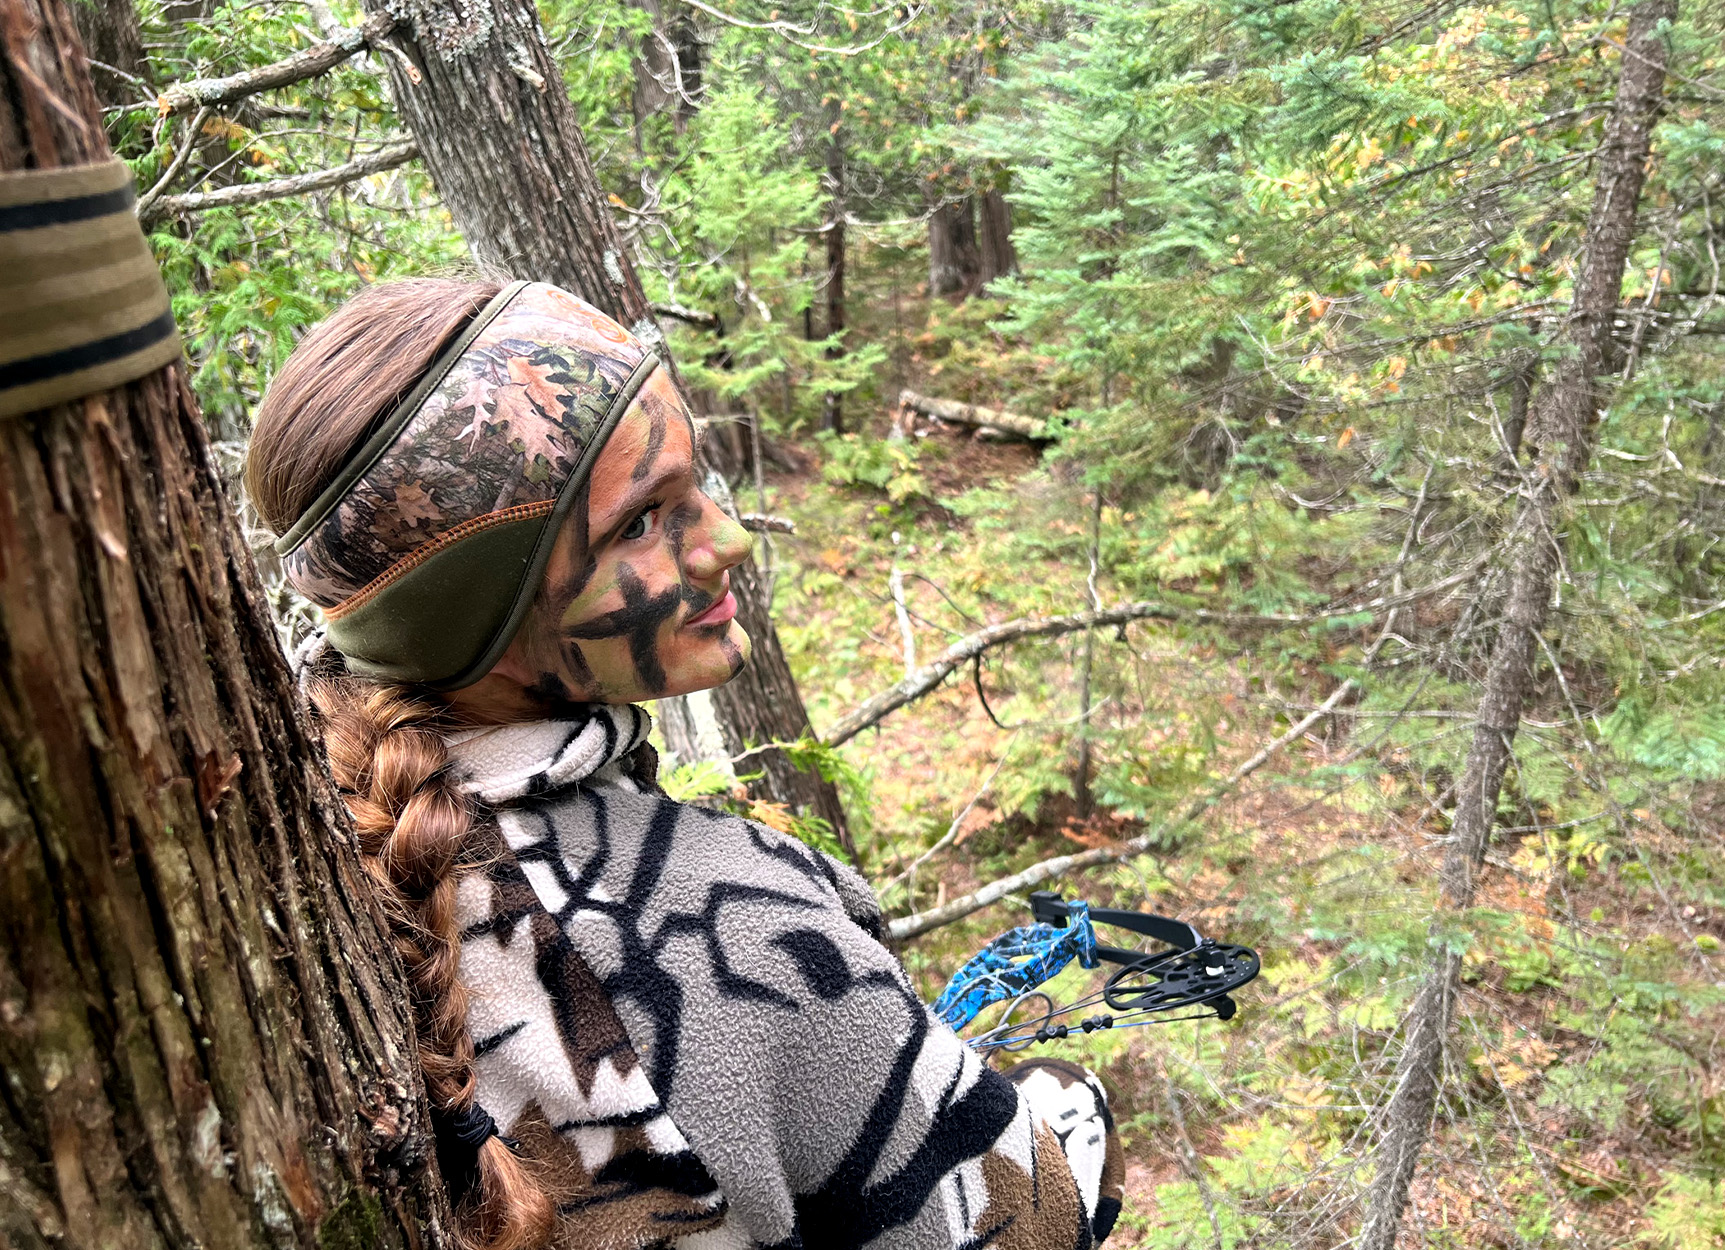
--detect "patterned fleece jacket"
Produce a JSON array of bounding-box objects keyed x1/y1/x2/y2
[{"x1": 442, "y1": 707, "x2": 1125, "y2": 1250}]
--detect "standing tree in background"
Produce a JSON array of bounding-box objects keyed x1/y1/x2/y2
[
  {"x1": 1358, "y1": 3, "x2": 1677, "y2": 1244},
  {"x1": 69, "y1": 0, "x2": 149, "y2": 106},
  {"x1": 0, "y1": 0, "x2": 446, "y2": 1245},
  {"x1": 822, "y1": 92, "x2": 846, "y2": 432},
  {"x1": 358, "y1": 0, "x2": 854, "y2": 852}
]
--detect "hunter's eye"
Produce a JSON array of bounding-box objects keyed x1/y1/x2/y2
[{"x1": 622, "y1": 506, "x2": 657, "y2": 541}]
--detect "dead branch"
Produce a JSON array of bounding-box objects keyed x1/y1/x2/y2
[
  {"x1": 138, "y1": 140, "x2": 418, "y2": 223},
  {"x1": 739, "y1": 513, "x2": 795, "y2": 534},
  {"x1": 652, "y1": 300, "x2": 722, "y2": 330},
  {"x1": 898, "y1": 389, "x2": 1048, "y2": 441},
  {"x1": 824, "y1": 602, "x2": 1183, "y2": 748},
  {"x1": 823, "y1": 555, "x2": 1486, "y2": 749},
  {"x1": 152, "y1": 12, "x2": 397, "y2": 117}
]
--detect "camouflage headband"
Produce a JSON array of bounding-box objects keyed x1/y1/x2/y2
[{"x1": 275, "y1": 281, "x2": 658, "y2": 689}]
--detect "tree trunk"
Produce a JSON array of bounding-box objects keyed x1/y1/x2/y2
[
  {"x1": 1357, "y1": 6, "x2": 1674, "y2": 1246},
  {"x1": 69, "y1": 0, "x2": 149, "y2": 106},
  {"x1": 976, "y1": 187, "x2": 1016, "y2": 289},
  {"x1": 0, "y1": 4, "x2": 444, "y2": 1247},
  {"x1": 928, "y1": 196, "x2": 979, "y2": 297},
  {"x1": 821, "y1": 110, "x2": 846, "y2": 434},
  {"x1": 628, "y1": 0, "x2": 700, "y2": 140},
  {"x1": 360, "y1": 0, "x2": 854, "y2": 855}
]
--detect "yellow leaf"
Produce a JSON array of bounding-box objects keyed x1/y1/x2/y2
[
  {"x1": 201, "y1": 116, "x2": 249, "y2": 142},
  {"x1": 1337, "y1": 426, "x2": 1356, "y2": 449},
  {"x1": 747, "y1": 801, "x2": 796, "y2": 834},
  {"x1": 608, "y1": 193, "x2": 626, "y2": 206}
]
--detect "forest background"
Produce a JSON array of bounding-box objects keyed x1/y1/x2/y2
[{"x1": 79, "y1": 0, "x2": 1725, "y2": 1243}]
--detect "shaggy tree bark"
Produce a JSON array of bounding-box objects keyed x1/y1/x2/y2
[
  {"x1": 68, "y1": 0, "x2": 148, "y2": 106},
  {"x1": 362, "y1": 0, "x2": 853, "y2": 854},
  {"x1": 0, "y1": 3, "x2": 446, "y2": 1248},
  {"x1": 928, "y1": 196, "x2": 979, "y2": 297},
  {"x1": 1357, "y1": 5, "x2": 1675, "y2": 1246},
  {"x1": 976, "y1": 186, "x2": 1016, "y2": 288}
]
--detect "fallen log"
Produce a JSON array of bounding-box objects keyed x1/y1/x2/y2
[{"x1": 898, "y1": 388, "x2": 1048, "y2": 441}]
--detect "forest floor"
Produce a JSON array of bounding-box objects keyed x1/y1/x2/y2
[{"x1": 707, "y1": 408, "x2": 1721, "y2": 1248}]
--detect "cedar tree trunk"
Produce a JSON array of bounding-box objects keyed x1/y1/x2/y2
[
  {"x1": 976, "y1": 187, "x2": 1015, "y2": 289},
  {"x1": 0, "y1": 5, "x2": 445, "y2": 1247},
  {"x1": 68, "y1": 0, "x2": 148, "y2": 107},
  {"x1": 1357, "y1": 5, "x2": 1674, "y2": 1245},
  {"x1": 360, "y1": 0, "x2": 854, "y2": 855},
  {"x1": 928, "y1": 196, "x2": 979, "y2": 298}
]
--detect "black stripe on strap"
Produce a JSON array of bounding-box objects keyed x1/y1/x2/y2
[
  {"x1": 0, "y1": 184, "x2": 136, "y2": 233},
  {"x1": 0, "y1": 309, "x2": 177, "y2": 391}
]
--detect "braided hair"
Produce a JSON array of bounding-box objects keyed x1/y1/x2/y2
[{"x1": 248, "y1": 281, "x2": 556, "y2": 1249}]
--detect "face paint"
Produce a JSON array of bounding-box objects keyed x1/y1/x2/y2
[
  {"x1": 630, "y1": 399, "x2": 667, "y2": 483},
  {"x1": 562, "y1": 564, "x2": 686, "y2": 693},
  {"x1": 450, "y1": 368, "x2": 754, "y2": 718}
]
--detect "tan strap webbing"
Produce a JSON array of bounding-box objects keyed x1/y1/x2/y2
[{"x1": 0, "y1": 159, "x2": 182, "y2": 418}]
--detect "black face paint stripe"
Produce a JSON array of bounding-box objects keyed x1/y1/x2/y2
[
  {"x1": 562, "y1": 563, "x2": 684, "y2": 693},
  {"x1": 631, "y1": 400, "x2": 668, "y2": 482},
  {"x1": 662, "y1": 499, "x2": 703, "y2": 564}
]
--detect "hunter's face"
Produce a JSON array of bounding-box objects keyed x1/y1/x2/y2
[{"x1": 473, "y1": 369, "x2": 753, "y2": 710}]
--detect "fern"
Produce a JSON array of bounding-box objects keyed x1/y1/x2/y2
[{"x1": 1602, "y1": 701, "x2": 1725, "y2": 781}]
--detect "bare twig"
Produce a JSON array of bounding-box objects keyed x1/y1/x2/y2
[
  {"x1": 889, "y1": 557, "x2": 916, "y2": 678},
  {"x1": 134, "y1": 106, "x2": 210, "y2": 220},
  {"x1": 887, "y1": 743, "x2": 1015, "y2": 899},
  {"x1": 138, "y1": 139, "x2": 419, "y2": 223},
  {"x1": 667, "y1": 0, "x2": 922, "y2": 56}
]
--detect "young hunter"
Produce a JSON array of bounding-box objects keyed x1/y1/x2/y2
[{"x1": 246, "y1": 279, "x2": 1125, "y2": 1250}]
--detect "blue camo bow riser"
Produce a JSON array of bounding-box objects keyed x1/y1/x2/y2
[{"x1": 932, "y1": 902, "x2": 1099, "y2": 1032}]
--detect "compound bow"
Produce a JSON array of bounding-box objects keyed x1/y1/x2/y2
[{"x1": 931, "y1": 891, "x2": 1262, "y2": 1051}]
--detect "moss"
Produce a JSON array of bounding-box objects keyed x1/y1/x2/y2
[{"x1": 316, "y1": 1191, "x2": 383, "y2": 1250}]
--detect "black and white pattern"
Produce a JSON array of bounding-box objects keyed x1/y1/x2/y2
[{"x1": 447, "y1": 708, "x2": 1119, "y2": 1249}]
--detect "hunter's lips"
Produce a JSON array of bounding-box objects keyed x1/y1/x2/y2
[{"x1": 684, "y1": 586, "x2": 737, "y2": 629}]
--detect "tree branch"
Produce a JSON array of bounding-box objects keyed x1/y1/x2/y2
[
  {"x1": 822, "y1": 556, "x2": 1486, "y2": 748},
  {"x1": 739, "y1": 512, "x2": 796, "y2": 534},
  {"x1": 152, "y1": 12, "x2": 397, "y2": 117},
  {"x1": 881, "y1": 476, "x2": 1439, "y2": 945},
  {"x1": 652, "y1": 300, "x2": 722, "y2": 330},
  {"x1": 138, "y1": 139, "x2": 418, "y2": 223}
]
